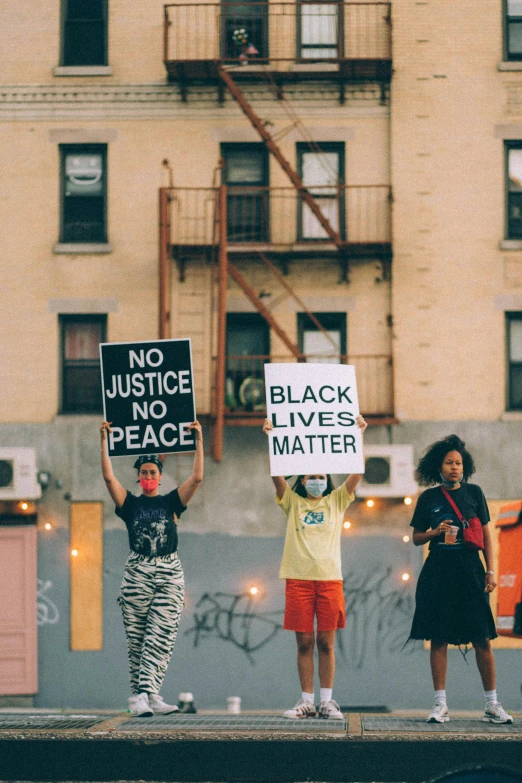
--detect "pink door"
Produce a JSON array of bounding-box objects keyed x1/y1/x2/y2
[{"x1": 0, "y1": 526, "x2": 37, "y2": 694}]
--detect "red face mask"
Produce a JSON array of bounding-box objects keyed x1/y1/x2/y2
[{"x1": 140, "y1": 478, "x2": 159, "y2": 492}]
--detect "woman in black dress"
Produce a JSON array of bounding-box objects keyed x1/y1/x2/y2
[{"x1": 409, "y1": 435, "x2": 512, "y2": 724}]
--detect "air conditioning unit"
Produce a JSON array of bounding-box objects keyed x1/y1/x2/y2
[
  {"x1": 357, "y1": 445, "x2": 418, "y2": 498},
  {"x1": 0, "y1": 448, "x2": 42, "y2": 500}
]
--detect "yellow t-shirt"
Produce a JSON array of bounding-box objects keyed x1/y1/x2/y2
[{"x1": 276, "y1": 484, "x2": 354, "y2": 580}]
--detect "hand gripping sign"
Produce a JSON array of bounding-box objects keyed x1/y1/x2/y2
[
  {"x1": 100, "y1": 338, "x2": 196, "y2": 457},
  {"x1": 264, "y1": 363, "x2": 364, "y2": 476}
]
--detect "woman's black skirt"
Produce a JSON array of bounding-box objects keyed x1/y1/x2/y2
[{"x1": 409, "y1": 547, "x2": 498, "y2": 646}]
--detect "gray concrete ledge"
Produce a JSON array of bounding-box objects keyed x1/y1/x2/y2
[
  {"x1": 53, "y1": 243, "x2": 113, "y2": 255},
  {"x1": 499, "y1": 239, "x2": 522, "y2": 250},
  {"x1": 53, "y1": 66, "x2": 113, "y2": 77}
]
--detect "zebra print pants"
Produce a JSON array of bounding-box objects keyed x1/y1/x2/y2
[{"x1": 118, "y1": 551, "x2": 185, "y2": 695}]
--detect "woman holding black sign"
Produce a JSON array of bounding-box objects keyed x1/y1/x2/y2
[
  {"x1": 409, "y1": 434, "x2": 512, "y2": 724},
  {"x1": 100, "y1": 419, "x2": 203, "y2": 717},
  {"x1": 263, "y1": 415, "x2": 367, "y2": 720}
]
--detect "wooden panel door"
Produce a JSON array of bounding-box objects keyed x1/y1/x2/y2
[{"x1": 0, "y1": 526, "x2": 37, "y2": 694}]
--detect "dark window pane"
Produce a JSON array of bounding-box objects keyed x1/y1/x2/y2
[
  {"x1": 63, "y1": 20, "x2": 106, "y2": 65},
  {"x1": 508, "y1": 193, "x2": 522, "y2": 238},
  {"x1": 66, "y1": 0, "x2": 104, "y2": 20},
  {"x1": 225, "y1": 150, "x2": 265, "y2": 184},
  {"x1": 221, "y1": 1, "x2": 268, "y2": 60},
  {"x1": 508, "y1": 21, "x2": 522, "y2": 57},
  {"x1": 63, "y1": 195, "x2": 105, "y2": 242},
  {"x1": 509, "y1": 364, "x2": 522, "y2": 409},
  {"x1": 63, "y1": 364, "x2": 103, "y2": 413},
  {"x1": 227, "y1": 190, "x2": 268, "y2": 241}
]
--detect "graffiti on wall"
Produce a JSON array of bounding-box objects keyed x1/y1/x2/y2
[
  {"x1": 185, "y1": 566, "x2": 414, "y2": 666},
  {"x1": 37, "y1": 578, "x2": 60, "y2": 626},
  {"x1": 184, "y1": 592, "x2": 284, "y2": 664}
]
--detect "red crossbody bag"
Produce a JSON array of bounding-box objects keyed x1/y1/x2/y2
[{"x1": 440, "y1": 486, "x2": 485, "y2": 551}]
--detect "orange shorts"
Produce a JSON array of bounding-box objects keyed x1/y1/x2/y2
[{"x1": 284, "y1": 579, "x2": 346, "y2": 633}]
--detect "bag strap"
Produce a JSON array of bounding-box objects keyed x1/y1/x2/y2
[{"x1": 440, "y1": 485, "x2": 465, "y2": 522}]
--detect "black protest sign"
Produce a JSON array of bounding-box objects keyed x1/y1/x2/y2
[{"x1": 100, "y1": 339, "x2": 196, "y2": 457}]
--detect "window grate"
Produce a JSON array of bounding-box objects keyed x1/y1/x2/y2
[
  {"x1": 117, "y1": 714, "x2": 346, "y2": 732},
  {"x1": 362, "y1": 716, "x2": 520, "y2": 734}
]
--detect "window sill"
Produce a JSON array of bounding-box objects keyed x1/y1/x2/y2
[
  {"x1": 53, "y1": 243, "x2": 113, "y2": 254},
  {"x1": 498, "y1": 61, "x2": 522, "y2": 71},
  {"x1": 53, "y1": 66, "x2": 112, "y2": 77},
  {"x1": 290, "y1": 63, "x2": 339, "y2": 72},
  {"x1": 499, "y1": 240, "x2": 522, "y2": 250},
  {"x1": 501, "y1": 411, "x2": 522, "y2": 421}
]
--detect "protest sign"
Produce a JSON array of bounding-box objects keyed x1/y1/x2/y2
[
  {"x1": 264, "y1": 363, "x2": 364, "y2": 476},
  {"x1": 100, "y1": 338, "x2": 196, "y2": 457}
]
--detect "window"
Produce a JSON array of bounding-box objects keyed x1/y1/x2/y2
[
  {"x1": 507, "y1": 313, "x2": 522, "y2": 410},
  {"x1": 62, "y1": 0, "x2": 108, "y2": 66},
  {"x1": 506, "y1": 1, "x2": 522, "y2": 60},
  {"x1": 222, "y1": 144, "x2": 269, "y2": 242},
  {"x1": 61, "y1": 145, "x2": 107, "y2": 243},
  {"x1": 506, "y1": 144, "x2": 522, "y2": 239},
  {"x1": 298, "y1": 312, "x2": 346, "y2": 363},
  {"x1": 298, "y1": 3, "x2": 340, "y2": 60},
  {"x1": 297, "y1": 142, "x2": 345, "y2": 241},
  {"x1": 61, "y1": 315, "x2": 106, "y2": 414},
  {"x1": 225, "y1": 313, "x2": 269, "y2": 411},
  {"x1": 221, "y1": 0, "x2": 268, "y2": 61}
]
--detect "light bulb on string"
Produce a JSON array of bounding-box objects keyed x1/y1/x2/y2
[
  {"x1": 401, "y1": 572, "x2": 410, "y2": 582},
  {"x1": 71, "y1": 549, "x2": 79, "y2": 557},
  {"x1": 44, "y1": 522, "x2": 52, "y2": 531},
  {"x1": 402, "y1": 535, "x2": 410, "y2": 543},
  {"x1": 249, "y1": 585, "x2": 259, "y2": 596},
  {"x1": 343, "y1": 521, "x2": 352, "y2": 530},
  {"x1": 404, "y1": 497, "x2": 413, "y2": 506},
  {"x1": 366, "y1": 499, "x2": 375, "y2": 508}
]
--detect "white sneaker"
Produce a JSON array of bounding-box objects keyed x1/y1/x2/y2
[
  {"x1": 483, "y1": 702, "x2": 513, "y2": 724},
  {"x1": 149, "y1": 694, "x2": 179, "y2": 715},
  {"x1": 129, "y1": 692, "x2": 153, "y2": 717},
  {"x1": 283, "y1": 698, "x2": 316, "y2": 719},
  {"x1": 427, "y1": 701, "x2": 449, "y2": 723},
  {"x1": 318, "y1": 699, "x2": 344, "y2": 720}
]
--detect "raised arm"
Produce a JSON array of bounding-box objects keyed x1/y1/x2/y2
[
  {"x1": 344, "y1": 415, "x2": 367, "y2": 496},
  {"x1": 263, "y1": 418, "x2": 287, "y2": 499},
  {"x1": 100, "y1": 421, "x2": 127, "y2": 508},
  {"x1": 177, "y1": 421, "x2": 204, "y2": 506}
]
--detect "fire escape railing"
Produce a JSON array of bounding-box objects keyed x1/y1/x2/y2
[
  {"x1": 163, "y1": 2, "x2": 392, "y2": 66},
  {"x1": 166, "y1": 185, "x2": 391, "y2": 247}
]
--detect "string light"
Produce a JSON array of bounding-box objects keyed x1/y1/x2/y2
[
  {"x1": 401, "y1": 572, "x2": 410, "y2": 582},
  {"x1": 404, "y1": 497, "x2": 413, "y2": 506},
  {"x1": 71, "y1": 549, "x2": 79, "y2": 557},
  {"x1": 343, "y1": 521, "x2": 351, "y2": 529},
  {"x1": 20, "y1": 502, "x2": 28, "y2": 511},
  {"x1": 249, "y1": 586, "x2": 259, "y2": 596},
  {"x1": 366, "y1": 499, "x2": 375, "y2": 508},
  {"x1": 402, "y1": 535, "x2": 410, "y2": 543},
  {"x1": 44, "y1": 522, "x2": 52, "y2": 531}
]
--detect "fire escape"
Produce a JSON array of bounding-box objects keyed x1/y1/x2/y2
[{"x1": 159, "y1": 2, "x2": 394, "y2": 459}]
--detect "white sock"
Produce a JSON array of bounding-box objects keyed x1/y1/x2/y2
[
  {"x1": 320, "y1": 687, "x2": 333, "y2": 703},
  {"x1": 302, "y1": 691, "x2": 314, "y2": 705},
  {"x1": 434, "y1": 689, "x2": 447, "y2": 704},
  {"x1": 485, "y1": 689, "x2": 497, "y2": 705}
]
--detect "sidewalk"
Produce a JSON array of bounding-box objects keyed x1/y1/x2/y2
[{"x1": 0, "y1": 709, "x2": 521, "y2": 782}]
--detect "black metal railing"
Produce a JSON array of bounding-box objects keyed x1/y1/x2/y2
[{"x1": 164, "y1": 2, "x2": 392, "y2": 66}]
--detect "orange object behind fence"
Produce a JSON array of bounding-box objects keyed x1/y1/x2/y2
[{"x1": 495, "y1": 501, "x2": 522, "y2": 637}]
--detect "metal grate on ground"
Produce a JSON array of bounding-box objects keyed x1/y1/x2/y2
[
  {"x1": 363, "y1": 716, "x2": 520, "y2": 734},
  {"x1": 117, "y1": 714, "x2": 346, "y2": 732},
  {"x1": 0, "y1": 714, "x2": 105, "y2": 730}
]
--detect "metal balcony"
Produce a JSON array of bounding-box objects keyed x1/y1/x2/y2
[
  {"x1": 213, "y1": 353, "x2": 395, "y2": 423},
  {"x1": 163, "y1": 2, "x2": 392, "y2": 86},
  {"x1": 167, "y1": 184, "x2": 392, "y2": 259}
]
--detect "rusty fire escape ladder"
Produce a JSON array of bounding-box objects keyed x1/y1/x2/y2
[
  {"x1": 216, "y1": 64, "x2": 345, "y2": 251},
  {"x1": 227, "y1": 261, "x2": 304, "y2": 360},
  {"x1": 256, "y1": 251, "x2": 339, "y2": 352}
]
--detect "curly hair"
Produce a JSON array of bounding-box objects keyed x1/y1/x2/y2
[
  {"x1": 291, "y1": 474, "x2": 335, "y2": 498},
  {"x1": 415, "y1": 434, "x2": 476, "y2": 486}
]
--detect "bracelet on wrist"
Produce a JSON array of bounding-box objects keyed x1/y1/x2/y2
[{"x1": 486, "y1": 570, "x2": 495, "y2": 575}]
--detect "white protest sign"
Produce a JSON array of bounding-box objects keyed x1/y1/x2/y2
[{"x1": 264, "y1": 363, "x2": 364, "y2": 476}]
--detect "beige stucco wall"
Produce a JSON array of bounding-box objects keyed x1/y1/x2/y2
[{"x1": 391, "y1": 0, "x2": 522, "y2": 421}]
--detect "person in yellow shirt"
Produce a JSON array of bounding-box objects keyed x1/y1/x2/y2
[{"x1": 263, "y1": 415, "x2": 367, "y2": 720}]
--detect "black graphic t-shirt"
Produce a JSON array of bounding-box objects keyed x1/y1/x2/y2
[
  {"x1": 115, "y1": 490, "x2": 186, "y2": 557},
  {"x1": 410, "y1": 483, "x2": 489, "y2": 551}
]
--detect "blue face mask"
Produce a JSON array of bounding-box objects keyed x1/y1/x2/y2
[
  {"x1": 439, "y1": 472, "x2": 463, "y2": 489},
  {"x1": 305, "y1": 479, "x2": 327, "y2": 497}
]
